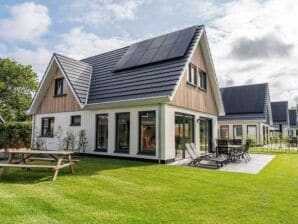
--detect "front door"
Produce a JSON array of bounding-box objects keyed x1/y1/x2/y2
[
  {"x1": 199, "y1": 118, "x2": 213, "y2": 152},
  {"x1": 175, "y1": 113, "x2": 194, "y2": 160}
]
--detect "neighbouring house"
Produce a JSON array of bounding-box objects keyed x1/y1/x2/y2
[
  {"x1": 0, "y1": 115, "x2": 5, "y2": 124},
  {"x1": 218, "y1": 83, "x2": 273, "y2": 145},
  {"x1": 270, "y1": 101, "x2": 290, "y2": 137},
  {"x1": 28, "y1": 25, "x2": 224, "y2": 163},
  {"x1": 288, "y1": 109, "x2": 297, "y2": 136}
]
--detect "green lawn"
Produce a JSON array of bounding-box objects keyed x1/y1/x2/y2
[{"x1": 0, "y1": 155, "x2": 298, "y2": 224}]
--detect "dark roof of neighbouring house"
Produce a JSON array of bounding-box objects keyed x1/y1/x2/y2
[
  {"x1": 289, "y1": 109, "x2": 297, "y2": 127},
  {"x1": 271, "y1": 101, "x2": 289, "y2": 124},
  {"x1": 219, "y1": 83, "x2": 269, "y2": 121},
  {"x1": 81, "y1": 25, "x2": 203, "y2": 104}
]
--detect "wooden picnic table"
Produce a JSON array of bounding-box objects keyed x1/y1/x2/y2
[{"x1": 0, "y1": 149, "x2": 76, "y2": 181}]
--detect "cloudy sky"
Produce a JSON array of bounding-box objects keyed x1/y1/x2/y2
[{"x1": 1, "y1": 0, "x2": 298, "y2": 106}]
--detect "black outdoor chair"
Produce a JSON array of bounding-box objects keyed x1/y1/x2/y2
[{"x1": 216, "y1": 139, "x2": 229, "y2": 156}]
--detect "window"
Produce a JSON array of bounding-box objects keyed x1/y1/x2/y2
[
  {"x1": 199, "y1": 70, "x2": 207, "y2": 90},
  {"x1": 188, "y1": 63, "x2": 197, "y2": 86},
  {"x1": 233, "y1": 125, "x2": 243, "y2": 139},
  {"x1": 41, "y1": 117, "x2": 54, "y2": 137},
  {"x1": 96, "y1": 114, "x2": 108, "y2": 152},
  {"x1": 139, "y1": 111, "x2": 156, "y2": 155},
  {"x1": 220, "y1": 125, "x2": 229, "y2": 139},
  {"x1": 70, "y1": 115, "x2": 81, "y2": 126},
  {"x1": 247, "y1": 125, "x2": 257, "y2": 142},
  {"x1": 54, "y1": 78, "x2": 67, "y2": 96},
  {"x1": 115, "y1": 113, "x2": 130, "y2": 153}
]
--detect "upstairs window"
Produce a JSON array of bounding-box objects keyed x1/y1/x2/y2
[
  {"x1": 41, "y1": 117, "x2": 55, "y2": 137},
  {"x1": 188, "y1": 63, "x2": 197, "y2": 86},
  {"x1": 70, "y1": 115, "x2": 81, "y2": 126},
  {"x1": 199, "y1": 70, "x2": 207, "y2": 90},
  {"x1": 54, "y1": 78, "x2": 67, "y2": 97}
]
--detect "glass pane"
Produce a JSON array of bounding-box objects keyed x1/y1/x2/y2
[
  {"x1": 220, "y1": 126, "x2": 229, "y2": 139},
  {"x1": 200, "y1": 120, "x2": 207, "y2": 152},
  {"x1": 42, "y1": 118, "x2": 48, "y2": 136},
  {"x1": 116, "y1": 113, "x2": 130, "y2": 151},
  {"x1": 49, "y1": 118, "x2": 54, "y2": 136},
  {"x1": 233, "y1": 126, "x2": 242, "y2": 139},
  {"x1": 247, "y1": 126, "x2": 257, "y2": 142},
  {"x1": 139, "y1": 111, "x2": 156, "y2": 153},
  {"x1": 96, "y1": 114, "x2": 108, "y2": 150},
  {"x1": 55, "y1": 79, "x2": 62, "y2": 95},
  {"x1": 62, "y1": 78, "x2": 67, "y2": 94}
]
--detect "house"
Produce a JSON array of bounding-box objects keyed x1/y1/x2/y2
[
  {"x1": 0, "y1": 115, "x2": 4, "y2": 124},
  {"x1": 270, "y1": 101, "x2": 290, "y2": 137},
  {"x1": 28, "y1": 25, "x2": 224, "y2": 163},
  {"x1": 218, "y1": 83, "x2": 273, "y2": 145},
  {"x1": 288, "y1": 109, "x2": 297, "y2": 136}
]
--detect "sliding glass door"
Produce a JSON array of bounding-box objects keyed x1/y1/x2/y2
[
  {"x1": 116, "y1": 113, "x2": 130, "y2": 153},
  {"x1": 199, "y1": 118, "x2": 213, "y2": 152},
  {"x1": 175, "y1": 113, "x2": 194, "y2": 160}
]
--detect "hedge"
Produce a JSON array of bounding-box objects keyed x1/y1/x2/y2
[{"x1": 0, "y1": 122, "x2": 32, "y2": 149}]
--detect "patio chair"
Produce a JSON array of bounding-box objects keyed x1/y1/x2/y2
[
  {"x1": 185, "y1": 143, "x2": 210, "y2": 166},
  {"x1": 243, "y1": 140, "x2": 252, "y2": 161}
]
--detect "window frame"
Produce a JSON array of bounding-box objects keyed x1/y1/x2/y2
[
  {"x1": 95, "y1": 114, "x2": 109, "y2": 152},
  {"x1": 115, "y1": 112, "x2": 130, "y2": 153},
  {"x1": 138, "y1": 111, "x2": 156, "y2": 155},
  {"x1": 70, "y1": 115, "x2": 81, "y2": 126},
  {"x1": 233, "y1": 125, "x2": 243, "y2": 140},
  {"x1": 199, "y1": 69, "x2": 207, "y2": 91},
  {"x1": 54, "y1": 78, "x2": 67, "y2": 97},
  {"x1": 220, "y1": 125, "x2": 229, "y2": 140},
  {"x1": 187, "y1": 63, "x2": 198, "y2": 86},
  {"x1": 41, "y1": 117, "x2": 55, "y2": 137}
]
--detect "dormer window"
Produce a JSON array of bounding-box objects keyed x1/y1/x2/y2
[
  {"x1": 188, "y1": 63, "x2": 197, "y2": 86},
  {"x1": 54, "y1": 78, "x2": 67, "y2": 97}
]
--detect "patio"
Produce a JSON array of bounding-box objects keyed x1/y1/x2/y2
[{"x1": 169, "y1": 153, "x2": 275, "y2": 174}]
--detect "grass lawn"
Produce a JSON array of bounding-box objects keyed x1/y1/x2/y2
[{"x1": 0, "y1": 154, "x2": 298, "y2": 224}]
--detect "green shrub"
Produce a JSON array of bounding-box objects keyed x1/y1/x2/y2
[{"x1": 0, "y1": 122, "x2": 31, "y2": 149}]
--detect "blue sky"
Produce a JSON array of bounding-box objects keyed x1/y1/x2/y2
[{"x1": 1, "y1": 0, "x2": 298, "y2": 106}]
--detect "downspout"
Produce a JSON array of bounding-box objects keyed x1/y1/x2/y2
[
  {"x1": 158, "y1": 103, "x2": 162, "y2": 164},
  {"x1": 31, "y1": 114, "x2": 36, "y2": 149}
]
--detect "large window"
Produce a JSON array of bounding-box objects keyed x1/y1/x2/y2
[
  {"x1": 220, "y1": 125, "x2": 229, "y2": 139},
  {"x1": 188, "y1": 63, "x2": 197, "y2": 86},
  {"x1": 199, "y1": 70, "x2": 207, "y2": 90},
  {"x1": 139, "y1": 111, "x2": 156, "y2": 155},
  {"x1": 54, "y1": 78, "x2": 67, "y2": 97},
  {"x1": 247, "y1": 125, "x2": 257, "y2": 142},
  {"x1": 175, "y1": 113, "x2": 194, "y2": 159},
  {"x1": 115, "y1": 113, "x2": 130, "y2": 153},
  {"x1": 41, "y1": 117, "x2": 54, "y2": 137},
  {"x1": 96, "y1": 114, "x2": 108, "y2": 151},
  {"x1": 233, "y1": 125, "x2": 243, "y2": 139}
]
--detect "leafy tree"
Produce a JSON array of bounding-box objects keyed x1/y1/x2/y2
[{"x1": 0, "y1": 58, "x2": 38, "y2": 121}]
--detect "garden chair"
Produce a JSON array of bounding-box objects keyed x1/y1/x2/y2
[{"x1": 185, "y1": 143, "x2": 210, "y2": 166}]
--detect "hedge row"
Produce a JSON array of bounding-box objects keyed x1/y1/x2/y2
[{"x1": 0, "y1": 122, "x2": 31, "y2": 149}]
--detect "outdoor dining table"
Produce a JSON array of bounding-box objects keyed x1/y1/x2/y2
[{"x1": 0, "y1": 149, "x2": 75, "y2": 181}]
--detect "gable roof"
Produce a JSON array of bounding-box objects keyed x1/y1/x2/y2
[
  {"x1": 219, "y1": 83, "x2": 271, "y2": 121},
  {"x1": 289, "y1": 109, "x2": 297, "y2": 127},
  {"x1": 29, "y1": 25, "x2": 224, "y2": 114},
  {"x1": 271, "y1": 101, "x2": 289, "y2": 125}
]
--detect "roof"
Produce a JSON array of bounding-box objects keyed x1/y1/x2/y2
[
  {"x1": 82, "y1": 26, "x2": 202, "y2": 105},
  {"x1": 289, "y1": 109, "x2": 297, "y2": 127},
  {"x1": 54, "y1": 54, "x2": 92, "y2": 104},
  {"x1": 271, "y1": 101, "x2": 289, "y2": 125},
  {"x1": 28, "y1": 25, "x2": 224, "y2": 114},
  {"x1": 219, "y1": 83, "x2": 270, "y2": 121}
]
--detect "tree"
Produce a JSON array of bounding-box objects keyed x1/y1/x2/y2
[{"x1": 0, "y1": 58, "x2": 38, "y2": 121}]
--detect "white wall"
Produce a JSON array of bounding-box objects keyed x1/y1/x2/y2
[
  {"x1": 164, "y1": 104, "x2": 218, "y2": 161},
  {"x1": 34, "y1": 105, "x2": 161, "y2": 160}
]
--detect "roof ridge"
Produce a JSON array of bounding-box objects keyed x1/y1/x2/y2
[
  {"x1": 54, "y1": 53, "x2": 92, "y2": 67},
  {"x1": 221, "y1": 82, "x2": 268, "y2": 90}
]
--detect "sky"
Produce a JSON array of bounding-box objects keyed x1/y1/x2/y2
[{"x1": 0, "y1": 0, "x2": 298, "y2": 106}]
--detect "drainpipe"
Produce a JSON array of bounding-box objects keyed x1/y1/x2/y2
[
  {"x1": 31, "y1": 114, "x2": 36, "y2": 149},
  {"x1": 158, "y1": 103, "x2": 162, "y2": 164}
]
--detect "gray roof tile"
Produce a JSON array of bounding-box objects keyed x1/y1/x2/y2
[{"x1": 271, "y1": 101, "x2": 289, "y2": 124}]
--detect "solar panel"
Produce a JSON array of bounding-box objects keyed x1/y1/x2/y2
[{"x1": 114, "y1": 26, "x2": 198, "y2": 71}]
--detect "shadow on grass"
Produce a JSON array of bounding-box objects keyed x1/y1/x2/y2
[{"x1": 0, "y1": 156, "x2": 156, "y2": 184}]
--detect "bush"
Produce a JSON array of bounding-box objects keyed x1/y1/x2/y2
[{"x1": 0, "y1": 122, "x2": 31, "y2": 149}]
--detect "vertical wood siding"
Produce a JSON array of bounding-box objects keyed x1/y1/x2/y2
[
  {"x1": 170, "y1": 42, "x2": 218, "y2": 115},
  {"x1": 37, "y1": 67, "x2": 81, "y2": 114}
]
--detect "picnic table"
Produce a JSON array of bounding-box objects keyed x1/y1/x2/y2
[{"x1": 0, "y1": 149, "x2": 76, "y2": 181}]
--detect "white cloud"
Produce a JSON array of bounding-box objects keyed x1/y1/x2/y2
[
  {"x1": 12, "y1": 47, "x2": 52, "y2": 78},
  {"x1": 56, "y1": 27, "x2": 133, "y2": 59},
  {"x1": 206, "y1": 0, "x2": 298, "y2": 106},
  {"x1": 0, "y1": 2, "x2": 51, "y2": 41},
  {"x1": 70, "y1": 0, "x2": 145, "y2": 25}
]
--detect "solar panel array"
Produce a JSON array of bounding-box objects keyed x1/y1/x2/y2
[{"x1": 114, "y1": 26, "x2": 198, "y2": 71}]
